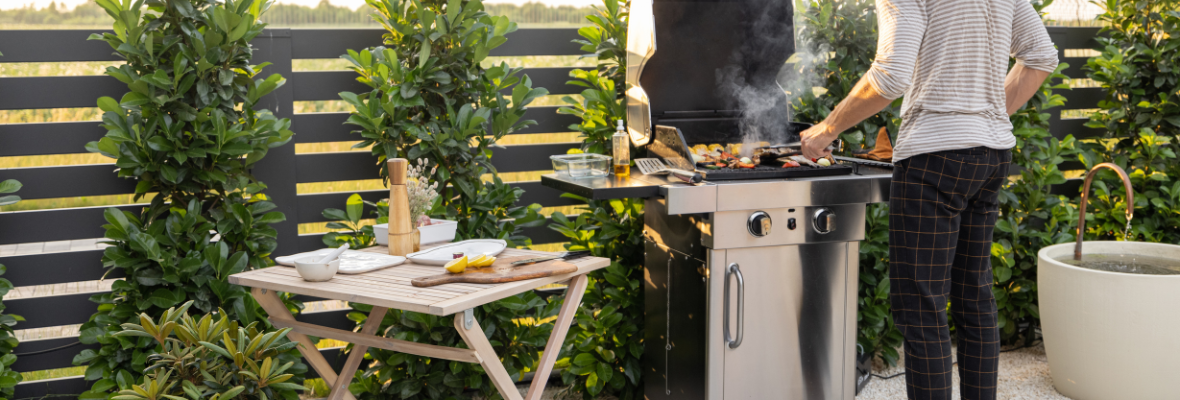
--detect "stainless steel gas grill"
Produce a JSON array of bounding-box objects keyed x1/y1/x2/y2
[{"x1": 540, "y1": 0, "x2": 893, "y2": 398}]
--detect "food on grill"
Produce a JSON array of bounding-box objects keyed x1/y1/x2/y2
[{"x1": 691, "y1": 142, "x2": 839, "y2": 170}]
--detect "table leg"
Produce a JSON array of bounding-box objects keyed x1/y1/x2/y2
[
  {"x1": 327, "y1": 306, "x2": 388, "y2": 400},
  {"x1": 250, "y1": 287, "x2": 359, "y2": 400},
  {"x1": 455, "y1": 310, "x2": 526, "y2": 400},
  {"x1": 524, "y1": 274, "x2": 588, "y2": 400}
]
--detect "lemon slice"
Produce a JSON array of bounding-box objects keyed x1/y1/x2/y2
[
  {"x1": 445, "y1": 256, "x2": 468, "y2": 274},
  {"x1": 468, "y1": 254, "x2": 489, "y2": 268},
  {"x1": 477, "y1": 256, "x2": 496, "y2": 267}
]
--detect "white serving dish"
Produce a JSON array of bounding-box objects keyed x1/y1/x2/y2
[
  {"x1": 374, "y1": 219, "x2": 459, "y2": 246},
  {"x1": 406, "y1": 239, "x2": 507, "y2": 265},
  {"x1": 276, "y1": 249, "x2": 405, "y2": 274},
  {"x1": 293, "y1": 258, "x2": 339, "y2": 282}
]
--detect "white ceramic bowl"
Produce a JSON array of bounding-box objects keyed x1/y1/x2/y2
[
  {"x1": 1038, "y1": 241, "x2": 1180, "y2": 399},
  {"x1": 293, "y1": 257, "x2": 340, "y2": 282}
]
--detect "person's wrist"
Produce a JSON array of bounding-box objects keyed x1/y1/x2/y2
[{"x1": 818, "y1": 122, "x2": 839, "y2": 140}]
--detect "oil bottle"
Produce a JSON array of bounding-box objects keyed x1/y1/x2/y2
[{"x1": 612, "y1": 119, "x2": 630, "y2": 177}]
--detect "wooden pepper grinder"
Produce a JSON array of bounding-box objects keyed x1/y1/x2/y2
[{"x1": 387, "y1": 158, "x2": 415, "y2": 256}]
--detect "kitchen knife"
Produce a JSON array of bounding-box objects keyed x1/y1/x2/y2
[{"x1": 511, "y1": 251, "x2": 591, "y2": 265}]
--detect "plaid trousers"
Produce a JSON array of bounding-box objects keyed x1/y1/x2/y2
[{"x1": 889, "y1": 147, "x2": 1010, "y2": 400}]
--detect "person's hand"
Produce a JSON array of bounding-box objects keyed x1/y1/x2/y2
[{"x1": 800, "y1": 122, "x2": 838, "y2": 159}]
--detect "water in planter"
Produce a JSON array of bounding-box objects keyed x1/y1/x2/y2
[{"x1": 1057, "y1": 254, "x2": 1180, "y2": 275}]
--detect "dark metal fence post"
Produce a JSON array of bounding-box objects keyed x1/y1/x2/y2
[{"x1": 249, "y1": 29, "x2": 300, "y2": 259}]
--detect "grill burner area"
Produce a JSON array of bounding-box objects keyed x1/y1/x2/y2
[{"x1": 650, "y1": 120, "x2": 854, "y2": 180}]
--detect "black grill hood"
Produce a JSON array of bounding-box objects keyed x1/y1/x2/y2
[{"x1": 638, "y1": 0, "x2": 796, "y2": 119}]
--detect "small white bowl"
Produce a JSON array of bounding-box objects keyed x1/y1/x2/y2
[{"x1": 293, "y1": 257, "x2": 339, "y2": 282}]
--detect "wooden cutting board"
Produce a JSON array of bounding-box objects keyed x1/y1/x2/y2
[{"x1": 410, "y1": 255, "x2": 579, "y2": 287}]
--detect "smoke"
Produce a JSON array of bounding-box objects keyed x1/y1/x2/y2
[{"x1": 714, "y1": 0, "x2": 827, "y2": 155}]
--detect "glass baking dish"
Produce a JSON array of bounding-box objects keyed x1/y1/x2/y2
[{"x1": 550, "y1": 154, "x2": 611, "y2": 178}]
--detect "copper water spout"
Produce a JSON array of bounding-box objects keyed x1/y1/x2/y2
[{"x1": 1075, "y1": 163, "x2": 1134, "y2": 260}]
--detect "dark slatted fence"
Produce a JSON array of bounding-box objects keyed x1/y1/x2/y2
[
  {"x1": 0, "y1": 26, "x2": 1105, "y2": 398},
  {"x1": 1046, "y1": 26, "x2": 1105, "y2": 194}
]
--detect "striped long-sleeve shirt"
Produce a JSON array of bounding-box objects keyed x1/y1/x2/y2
[{"x1": 862, "y1": 0, "x2": 1059, "y2": 162}]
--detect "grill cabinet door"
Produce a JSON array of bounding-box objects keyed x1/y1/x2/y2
[{"x1": 721, "y1": 242, "x2": 850, "y2": 399}]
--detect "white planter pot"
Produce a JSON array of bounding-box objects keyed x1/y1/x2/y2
[
  {"x1": 1038, "y1": 241, "x2": 1180, "y2": 400},
  {"x1": 374, "y1": 219, "x2": 458, "y2": 246}
]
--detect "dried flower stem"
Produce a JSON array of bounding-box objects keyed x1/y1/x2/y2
[{"x1": 406, "y1": 158, "x2": 440, "y2": 228}]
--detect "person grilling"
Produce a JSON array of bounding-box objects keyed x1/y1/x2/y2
[{"x1": 798, "y1": 0, "x2": 1059, "y2": 399}]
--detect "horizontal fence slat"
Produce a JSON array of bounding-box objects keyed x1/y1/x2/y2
[
  {"x1": 295, "y1": 152, "x2": 379, "y2": 183},
  {"x1": 1047, "y1": 26, "x2": 1103, "y2": 50},
  {"x1": 292, "y1": 71, "x2": 370, "y2": 102},
  {"x1": 293, "y1": 68, "x2": 582, "y2": 102},
  {"x1": 292, "y1": 106, "x2": 577, "y2": 144},
  {"x1": 0, "y1": 121, "x2": 105, "y2": 157},
  {"x1": 1054, "y1": 118, "x2": 1103, "y2": 140},
  {"x1": 1060, "y1": 57, "x2": 1092, "y2": 79},
  {"x1": 295, "y1": 181, "x2": 577, "y2": 224},
  {"x1": 293, "y1": 142, "x2": 575, "y2": 183},
  {"x1": 7, "y1": 292, "x2": 98, "y2": 330},
  {"x1": 14, "y1": 376, "x2": 91, "y2": 400},
  {"x1": 0, "y1": 204, "x2": 141, "y2": 245},
  {"x1": 2, "y1": 249, "x2": 121, "y2": 287},
  {"x1": 493, "y1": 143, "x2": 579, "y2": 173},
  {"x1": 11, "y1": 337, "x2": 97, "y2": 373},
  {"x1": 0, "y1": 76, "x2": 124, "y2": 110},
  {"x1": 288, "y1": 28, "x2": 582, "y2": 60},
  {"x1": 0, "y1": 29, "x2": 291, "y2": 64},
  {"x1": 294, "y1": 309, "x2": 354, "y2": 331},
  {"x1": 1066, "y1": 87, "x2": 1105, "y2": 110},
  {"x1": 0, "y1": 30, "x2": 121, "y2": 63},
  {"x1": 514, "y1": 181, "x2": 583, "y2": 208},
  {"x1": 1050, "y1": 178, "x2": 1083, "y2": 196},
  {"x1": 0, "y1": 164, "x2": 135, "y2": 200}
]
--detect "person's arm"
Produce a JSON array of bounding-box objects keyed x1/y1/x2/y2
[
  {"x1": 799, "y1": 79, "x2": 893, "y2": 158},
  {"x1": 801, "y1": 0, "x2": 925, "y2": 159},
  {"x1": 1004, "y1": 63, "x2": 1051, "y2": 115},
  {"x1": 1007, "y1": 0, "x2": 1059, "y2": 115}
]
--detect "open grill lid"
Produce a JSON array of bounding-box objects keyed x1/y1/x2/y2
[{"x1": 625, "y1": 0, "x2": 798, "y2": 146}]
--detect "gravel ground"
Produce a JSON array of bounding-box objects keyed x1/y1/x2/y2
[{"x1": 856, "y1": 343, "x2": 1072, "y2": 400}]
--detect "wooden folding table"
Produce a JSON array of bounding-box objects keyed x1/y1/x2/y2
[{"x1": 228, "y1": 246, "x2": 609, "y2": 400}]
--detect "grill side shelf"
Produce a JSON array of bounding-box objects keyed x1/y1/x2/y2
[{"x1": 541, "y1": 173, "x2": 665, "y2": 200}]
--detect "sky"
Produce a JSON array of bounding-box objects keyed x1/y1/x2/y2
[{"x1": 0, "y1": 0, "x2": 600, "y2": 10}]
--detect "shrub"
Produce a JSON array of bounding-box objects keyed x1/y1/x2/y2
[
  {"x1": 78, "y1": 0, "x2": 295, "y2": 395},
  {"x1": 0, "y1": 180, "x2": 22, "y2": 400},
  {"x1": 338, "y1": 0, "x2": 548, "y2": 247},
  {"x1": 550, "y1": 0, "x2": 644, "y2": 398},
  {"x1": 104, "y1": 301, "x2": 307, "y2": 400},
  {"x1": 548, "y1": 198, "x2": 644, "y2": 399},
  {"x1": 1082, "y1": 0, "x2": 1180, "y2": 243}
]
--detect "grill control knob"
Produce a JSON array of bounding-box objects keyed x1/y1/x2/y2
[
  {"x1": 814, "y1": 208, "x2": 836, "y2": 234},
  {"x1": 747, "y1": 211, "x2": 772, "y2": 237}
]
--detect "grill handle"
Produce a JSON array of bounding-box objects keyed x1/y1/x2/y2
[
  {"x1": 724, "y1": 263, "x2": 745, "y2": 349},
  {"x1": 667, "y1": 168, "x2": 703, "y2": 184}
]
